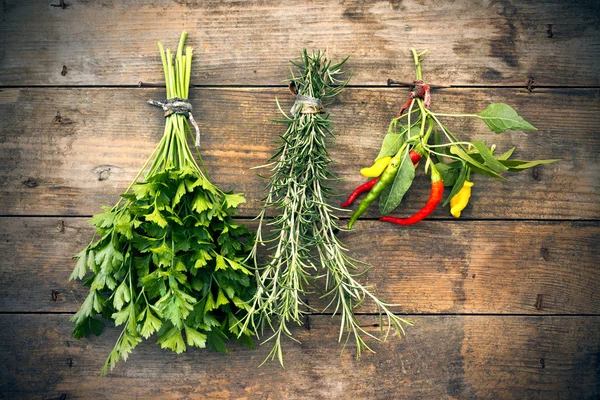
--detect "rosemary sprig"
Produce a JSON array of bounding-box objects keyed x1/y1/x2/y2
[{"x1": 240, "y1": 50, "x2": 413, "y2": 366}]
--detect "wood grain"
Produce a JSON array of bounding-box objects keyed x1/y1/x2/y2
[
  {"x1": 1, "y1": 217, "x2": 597, "y2": 315},
  {"x1": 0, "y1": 87, "x2": 597, "y2": 219},
  {"x1": 0, "y1": 314, "x2": 597, "y2": 399},
  {"x1": 1, "y1": 1, "x2": 599, "y2": 86}
]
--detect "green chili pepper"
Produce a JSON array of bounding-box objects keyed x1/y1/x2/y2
[{"x1": 348, "y1": 151, "x2": 404, "y2": 229}]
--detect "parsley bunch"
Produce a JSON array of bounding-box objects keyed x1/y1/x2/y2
[{"x1": 69, "y1": 32, "x2": 255, "y2": 375}]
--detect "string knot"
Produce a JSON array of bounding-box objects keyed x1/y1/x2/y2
[
  {"x1": 148, "y1": 97, "x2": 201, "y2": 147},
  {"x1": 397, "y1": 80, "x2": 432, "y2": 117},
  {"x1": 411, "y1": 80, "x2": 431, "y2": 107},
  {"x1": 290, "y1": 94, "x2": 323, "y2": 115}
]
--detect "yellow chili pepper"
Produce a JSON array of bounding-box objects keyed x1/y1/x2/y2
[
  {"x1": 360, "y1": 156, "x2": 392, "y2": 178},
  {"x1": 450, "y1": 180, "x2": 474, "y2": 218}
]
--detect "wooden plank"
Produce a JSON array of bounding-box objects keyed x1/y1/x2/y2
[
  {"x1": 1, "y1": 217, "x2": 597, "y2": 315},
  {"x1": 1, "y1": 1, "x2": 599, "y2": 86},
  {"x1": 0, "y1": 87, "x2": 597, "y2": 219},
  {"x1": 0, "y1": 314, "x2": 597, "y2": 399}
]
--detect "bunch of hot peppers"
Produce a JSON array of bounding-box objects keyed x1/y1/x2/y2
[{"x1": 345, "y1": 49, "x2": 557, "y2": 228}]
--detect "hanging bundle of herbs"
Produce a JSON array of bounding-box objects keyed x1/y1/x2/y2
[
  {"x1": 345, "y1": 49, "x2": 558, "y2": 228},
  {"x1": 69, "y1": 32, "x2": 255, "y2": 374},
  {"x1": 239, "y1": 50, "x2": 412, "y2": 366}
]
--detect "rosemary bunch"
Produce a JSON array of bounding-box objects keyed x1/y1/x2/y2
[{"x1": 240, "y1": 50, "x2": 412, "y2": 366}]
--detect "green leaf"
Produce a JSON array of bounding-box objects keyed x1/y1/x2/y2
[
  {"x1": 206, "y1": 329, "x2": 228, "y2": 354},
  {"x1": 497, "y1": 147, "x2": 516, "y2": 161},
  {"x1": 101, "y1": 331, "x2": 142, "y2": 376},
  {"x1": 113, "y1": 280, "x2": 130, "y2": 311},
  {"x1": 376, "y1": 125, "x2": 419, "y2": 160},
  {"x1": 172, "y1": 181, "x2": 187, "y2": 208},
  {"x1": 379, "y1": 150, "x2": 415, "y2": 215},
  {"x1": 191, "y1": 193, "x2": 211, "y2": 213},
  {"x1": 499, "y1": 159, "x2": 559, "y2": 171},
  {"x1": 157, "y1": 327, "x2": 186, "y2": 354},
  {"x1": 449, "y1": 145, "x2": 504, "y2": 179},
  {"x1": 90, "y1": 207, "x2": 116, "y2": 229},
  {"x1": 435, "y1": 163, "x2": 459, "y2": 187},
  {"x1": 114, "y1": 212, "x2": 133, "y2": 239},
  {"x1": 70, "y1": 249, "x2": 88, "y2": 281},
  {"x1": 223, "y1": 193, "x2": 246, "y2": 209},
  {"x1": 145, "y1": 207, "x2": 168, "y2": 228},
  {"x1": 472, "y1": 141, "x2": 508, "y2": 172},
  {"x1": 72, "y1": 316, "x2": 101, "y2": 339},
  {"x1": 140, "y1": 308, "x2": 162, "y2": 339},
  {"x1": 184, "y1": 326, "x2": 207, "y2": 348},
  {"x1": 112, "y1": 303, "x2": 135, "y2": 327},
  {"x1": 226, "y1": 258, "x2": 251, "y2": 275},
  {"x1": 215, "y1": 254, "x2": 228, "y2": 271},
  {"x1": 232, "y1": 296, "x2": 251, "y2": 312},
  {"x1": 215, "y1": 289, "x2": 229, "y2": 308},
  {"x1": 71, "y1": 290, "x2": 102, "y2": 325},
  {"x1": 478, "y1": 103, "x2": 537, "y2": 133},
  {"x1": 193, "y1": 250, "x2": 213, "y2": 269},
  {"x1": 95, "y1": 239, "x2": 124, "y2": 275},
  {"x1": 443, "y1": 165, "x2": 468, "y2": 207},
  {"x1": 376, "y1": 132, "x2": 404, "y2": 160},
  {"x1": 156, "y1": 290, "x2": 196, "y2": 328},
  {"x1": 204, "y1": 292, "x2": 216, "y2": 313}
]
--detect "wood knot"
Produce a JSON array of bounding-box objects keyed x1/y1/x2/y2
[
  {"x1": 61, "y1": 65, "x2": 68, "y2": 76},
  {"x1": 535, "y1": 294, "x2": 543, "y2": 310},
  {"x1": 540, "y1": 247, "x2": 550, "y2": 261},
  {"x1": 53, "y1": 111, "x2": 73, "y2": 125},
  {"x1": 540, "y1": 358, "x2": 546, "y2": 369},
  {"x1": 92, "y1": 165, "x2": 119, "y2": 181},
  {"x1": 56, "y1": 220, "x2": 65, "y2": 233},
  {"x1": 98, "y1": 168, "x2": 111, "y2": 181},
  {"x1": 51, "y1": 0, "x2": 69, "y2": 8},
  {"x1": 22, "y1": 178, "x2": 38, "y2": 188},
  {"x1": 66, "y1": 357, "x2": 74, "y2": 368},
  {"x1": 547, "y1": 24, "x2": 553, "y2": 38},
  {"x1": 51, "y1": 290, "x2": 62, "y2": 302},
  {"x1": 531, "y1": 166, "x2": 542, "y2": 181}
]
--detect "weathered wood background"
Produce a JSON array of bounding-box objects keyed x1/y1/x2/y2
[{"x1": 1, "y1": 1, "x2": 599, "y2": 399}]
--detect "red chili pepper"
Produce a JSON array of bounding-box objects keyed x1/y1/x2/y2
[
  {"x1": 379, "y1": 166, "x2": 443, "y2": 225},
  {"x1": 409, "y1": 150, "x2": 421, "y2": 164},
  {"x1": 341, "y1": 177, "x2": 379, "y2": 207}
]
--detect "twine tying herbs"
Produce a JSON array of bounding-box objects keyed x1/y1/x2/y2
[
  {"x1": 290, "y1": 94, "x2": 323, "y2": 115},
  {"x1": 148, "y1": 97, "x2": 201, "y2": 147}
]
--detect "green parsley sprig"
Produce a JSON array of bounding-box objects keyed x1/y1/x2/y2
[{"x1": 69, "y1": 32, "x2": 255, "y2": 375}]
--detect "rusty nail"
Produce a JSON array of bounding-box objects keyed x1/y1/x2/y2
[
  {"x1": 61, "y1": 65, "x2": 68, "y2": 76},
  {"x1": 526, "y1": 77, "x2": 535, "y2": 93}
]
